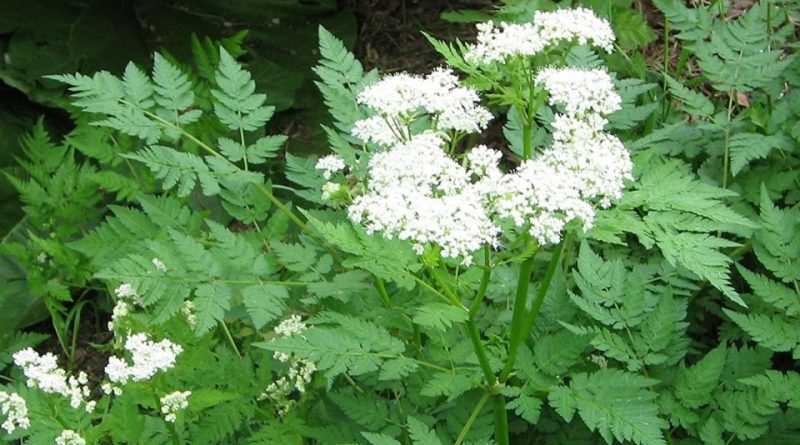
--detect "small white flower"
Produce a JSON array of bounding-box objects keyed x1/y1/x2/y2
[
  {"x1": 348, "y1": 133, "x2": 500, "y2": 264},
  {"x1": 101, "y1": 382, "x2": 122, "y2": 396},
  {"x1": 315, "y1": 155, "x2": 346, "y2": 180},
  {"x1": 321, "y1": 182, "x2": 342, "y2": 201},
  {"x1": 0, "y1": 391, "x2": 29, "y2": 434},
  {"x1": 104, "y1": 333, "x2": 182, "y2": 385},
  {"x1": 274, "y1": 315, "x2": 307, "y2": 338},
  {"x1": 181, "y1": 300, "x2": 197, "y2": 329},
  {"x1": 108, "y1": 300, "x2": 131, "y2": 331},
  {"x1": 12, "y1": 349, "x2": 92, "y2": 411},
  {"x1": 152, "y1": 258, "x2": 167, "y2": 272},
  {"x1": 262, "y1": 316, "x2": 317, "y2": 417},
  {"x1": 465, "y1": 8, "x2": 615, "y2": 64},
  {"x1": 353, "y1": 68, "x2": 491, "y2": 147},
  {"x1": 114, "y1": 283, "x2": 137, "y2": 299},
  {"x1": 55, "y1": 429, "x2": 86, "y2": 445},
  {"x1": 352, "y1": 116, "x2": 402, "y2": 146},
  {"x1": 160, "y1": 391, "x2": 191, "y2": 423},
  {"x1": 536, "y1": 67, "x2": 621, "y2": 117}
]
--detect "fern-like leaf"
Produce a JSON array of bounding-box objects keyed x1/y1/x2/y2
[
  {"x1": 548, "y1": 369, "x2": 668, "y2": 445},
  {"x1": 212, "y1": 48, "x2": 275, "y2": 132}
]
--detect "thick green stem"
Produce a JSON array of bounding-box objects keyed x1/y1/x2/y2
[
  {"x1": 493, "y1": 394, "x2": 510, "y2": 445},
  {"x1": 503, "y1": 252, "x2": 535, "y2": 379},
  {"x1": 500, "y1": 240, "x2": 564, "y2": 382},
  {"x1": 517, "y1": 241, "x2": 565, "y2": 354},
  {"x1": 522, "y1": 115, "x2": 533, "y2": 160}
]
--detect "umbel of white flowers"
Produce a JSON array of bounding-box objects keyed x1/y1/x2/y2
[
  {"x1": 0, "y1": 391, "x2": 29, "y2": 434},
  {"x1": 464, "y1": 7, "x2": 616, "y2": 63},
  {"x1": 260, "y1": 315, "x2": 317, "y2": 417},
  {"x1": 104, "y1": 333, "x2": 183, "y2": 395},
  {"x1": 12, "y1": 349, "x2": 95, "y2": 413},
  {"x1": 160, "y1": 390, "x2": 191, "y2": 423},
  {"x1": 55, "y1": 429, "x2": 86, "y2": 445},
  {"x1": 316, "y1": 8, "x2": 631, "y2": 265}
]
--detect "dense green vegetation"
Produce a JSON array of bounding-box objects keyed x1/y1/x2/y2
[{"x1": 1, "y1": 1, "x2": 799, "y2": 444}]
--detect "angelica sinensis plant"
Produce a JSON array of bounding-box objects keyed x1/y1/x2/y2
[{"x1": 4, "y1": 1, "x2": 800, "y2": 444}]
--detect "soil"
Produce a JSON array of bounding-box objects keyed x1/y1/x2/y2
[{"x1": 343, "y1": 0, "x2": 492, "y2": 72}]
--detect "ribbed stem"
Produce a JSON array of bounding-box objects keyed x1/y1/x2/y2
[{"x1": 493, "y1": 394, "x2": 510, "y2": 445}]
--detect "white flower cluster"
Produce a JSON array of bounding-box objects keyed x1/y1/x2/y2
[
  {"x1": 494, "y1": 67, "x2": 631, "y2": 243},
  {"x1": 465, "y1": 7, "x2": 615, "y2": 63},
  {"x1": 0, "y1": 391, "x2": 29, "y2": 434},
  {"x1": 315, "y1": 155, "x2": 346, "y2": 180},
  {"x1": 12, "y1": 349, "x2": 94, "y2": 412},
  {"x1": 104, "y1": 333, "x2": 182, "y2": 388},
  {"x1": 260, "y1": 315, "x2": 316, "y2": 417},
  {"x1": 55, "y1": 429, "x2": 86, "y2": 445},
  {"x1": 348, "y1": 132, "x2": 499, "y2": 263},
  {"x1": 109, "y1": 283, "x2": 139, "y2": 331},
  {"x1": 336, "y1": 65, "x2": 631, "y2": 262},
  {"x1": 352, "y1": 68, "x2": 491, "y2": 146},
  {"x1": 181, "y1": 300, "x2": 197, "y2": 330},
  {"x1": 160, "y1": 390, "x2": 191, "y2": 423},
  {"x1": 536, "y1": 67, "x2": 622, "y2": 117}
]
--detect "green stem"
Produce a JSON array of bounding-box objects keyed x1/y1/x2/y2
[
  {"x1": 503, "y1": 248, "x2": 536, "y2": 379},
  {"x1": 469, "y1": 246, "x2": 492, "y2": 317},
  {"x1": 375, "y1": 276, "x2": 391, "y2": 307},
  {"x1": 522, "y1": 115, "x2": 533, "y2": 160},
  {"x1": 413, "y1": 276, "x2": 456, "y2": 306},
  {"x1": 455, "y1": 391, "x2": 492, "y2": 445},
  {"x1": 219, "y1": 321, "x2": 242, "y2": 360},
  {"x1": 465, "y1": 321, "x2": 496, "y2": 386},
  {"x1": 721, "y1": 88, "x2": 735, "y2": 189},
  {"x1": 517, "y1": 240, "x2": 565, "y2": 350},
  {"x1": 493, "y1": 394, "x2": 510, "y2": 445},
  {"x1": 424, "y1": 263, "x2": 464, "y2": 308},
  {"x1": 500, "y1": 240, "x2": 565, "y2": 382}
]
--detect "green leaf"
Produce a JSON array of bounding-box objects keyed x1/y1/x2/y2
[
  {"x1": 407, "y1": 416, "x2": 443, "y2": 445},
  {"x1": 548, "y1": 369, "x2": 667, "y2": 445},
  {"x1": 194, "y1": 282, "x2": 232, "y2": 336},
  {"x1": 329, "y1": 389, "x2": 390, "y2": 430},
  {"x1": 664, "y1": 74, "x2": 714, "y2": 117},
  {"x1": 656, "y1": 232, "x2": 743, "y2": 306},
  {"x1": 212, "y1": 47, "x2": 275, "y2": 132},
  {"x1": 729, "y1": 133, "x2": 787, "y2": 176},
  {"x1": 507, "y1": 391, "x2": 543, "y2": 424},
  {"x1": 753, "y1": 187, "x2": 800, "y2": 283},
  {"x1": 243, "y1": 284, "x2": 288, "y2": 329},
  {"x1": 152, "y1": 54, "x2": 192, "y2": 110},
  {"x1": 420, "y1": 372, "x2": 473, "y2": 400},
  {"x1": 257, "y1": 312, "x2": 413, "y2": 381},
  {"x1": 413, "y1": 303, "x2": 468, "y2": 331},
  {"x1": 362, "y1": 433, "x2": 402, "y2": 445},
  {"x1": 674, "y1": 346, "x2": 727, "y2": 408},
  {"x1": 737, "y1": 264, "x2": 800, "y2": 316},
  {"x1": 723, "y1": 309, "x2": 800, "y2": 354},
  {"x1": 247, "y1": 135, "x2": 287, "y2": 164},
  {"x1": 124, "y1": 145, "x2": 218, "y2": 197},
  {"x1": 314, "y1": 26, "x2": 369, "y2": 131}
]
